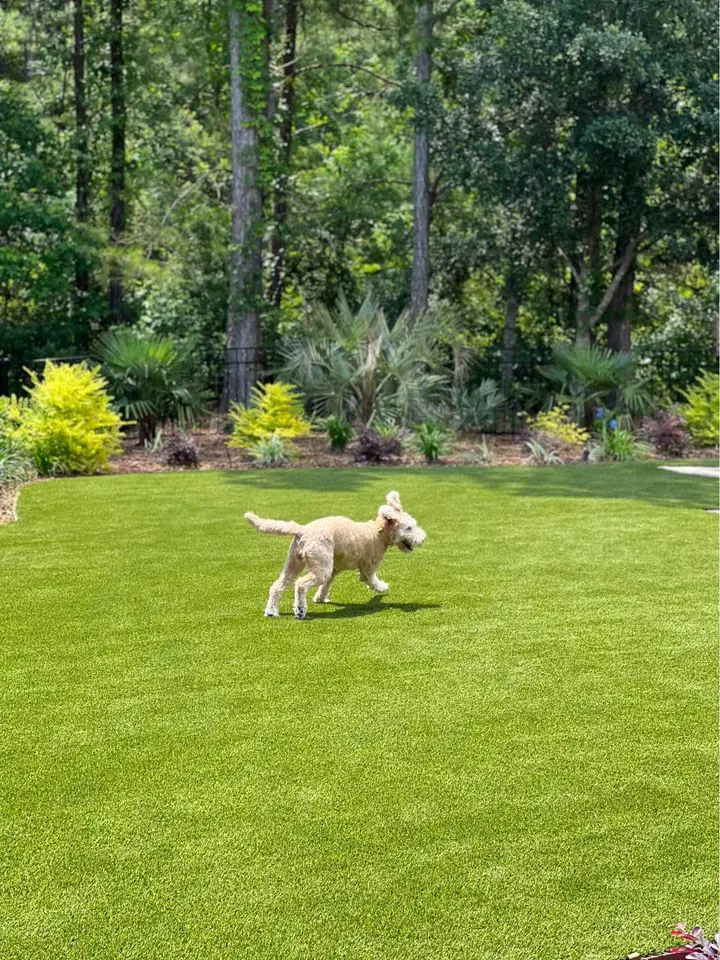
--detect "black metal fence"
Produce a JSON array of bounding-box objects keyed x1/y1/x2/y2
[
  {"x1": 0, "y1": 348, "x2": 272, "y2": 414},
  {"x1": 0, "y1": 342, "x2": 715, "y2": 432}
]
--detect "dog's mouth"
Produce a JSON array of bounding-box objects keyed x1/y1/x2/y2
[{"x1": 399, "y1": 539, "x2": 414, "y2": 553}]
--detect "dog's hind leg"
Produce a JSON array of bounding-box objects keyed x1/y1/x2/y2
[
  {"x1": 313, "y1": 574, "x2": 336, "y2": 604},
  {"x1": 265, "y1": 541, "x2": 304, "y2": 617},
  {"x1": 294, "y1": 548, "x2": 332, "y2": 620}
]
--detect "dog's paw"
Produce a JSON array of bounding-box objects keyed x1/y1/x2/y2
[
  {"x1": 313, "y1": 594, "x2": 330, "y2": 604},
  {"x1": 374, "y1": 580, "x2": 389, "y2": 594},
  {"x1": 293, "y1": 605, "x2": 307, "y2": 620},
  {"x1": 264, "y1": 609, "x2": 280, "y2": 618}
]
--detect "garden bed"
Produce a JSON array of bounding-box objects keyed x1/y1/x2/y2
[{"x1": 109, "y1": 428, "x2": 719, "y2": 474}]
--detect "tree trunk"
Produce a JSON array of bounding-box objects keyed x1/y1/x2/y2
[
  {"x1": 225, "y1": 1, "x2": 264, "y2": 407},
  {"x1": 606, "y1": 257, "x2": 635, "y2": 353},
  {"x1": 73, "y1": 0, "x2": 90, "y2": 300},
  {"x1": 109, "y1": 0, "x2": 126, "y2": 324},
  {"x1": 607, "y1": 191, "x2": 642, "y2": 353},
  {"x1": 410, "y1": 0, "x2": 432, "y2": 318},
  {"x1": 269, "y1": 0, "x2": 297, "y2": 308},
  {"x1": 574, "y1": 172, "x2": 602, "y2": 345},
  {"x1": 500, "y1": 276, "x2": 520, "y2": 402}
]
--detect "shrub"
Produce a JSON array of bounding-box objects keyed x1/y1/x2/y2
[
  {"x1": 524, "y1": 439, "x2": 562, "y2": 465},
  {"x1": 162, "y1": 433, "x2": 200, "y2": 469},
  {"x1": 279, "y1": 291, "x2": 449, "y2": 425},
  {"x1": 642, "y1": 408, "x2": 689, "y2": 458},
  {"x1": 95, "y1": 329, "x2": 208, "y2": 442},
  {"x1": 681, "y1": 371, "x2": 720, "y2": 447},
  {"x1": 0, "y1": 447, "x2": 36, "y2": 488},
  {"x1": 670, "y1": 923, "x2": 719, "y2": 959},
  {"x1": 590, "y1": 413, "x2": 651, "y2": 462},
  {"x1": 414, "y1": 423, "x2": 452, "y2": 463},
  {"x1": 15, "y1": 362, "x2": 123, "y2": 476},
  {"x1": 324, "y1": 415, "x2": 353, "y2": 452},
  {"x1": 249, "y1": 433, "x2": 291, "y2": 467},
  {"x1": 451, "y1": 380, "x2": 504, "y2": 430},
  {"x1": 476, "y1": 435, "x2": 495, "y2": 465},
  {"x1": 228, "y1": 382, "x2": 311, "y2": 450},
  {"x1": 539, "y1": 343, "x2": 652, "y2": 425},
  {"x1": 528, "y1": 405, "x2": 590, "y2": 449},
  {"x1": 353, "y1": 424, "x2": 403, "y2": 463}
]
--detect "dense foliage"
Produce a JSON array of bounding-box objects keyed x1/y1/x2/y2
[
  {"x1": 228, "y1": 381, "x2": 311, "y2": 449},
  {"x1": 0, "y1": 0, "x2": 716, "y2": 416},
  {"x1": 5, "y1": 363, "x2": 123, "y2": 475}
]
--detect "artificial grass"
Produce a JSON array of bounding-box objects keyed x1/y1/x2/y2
[{"x1": 0, "y1": 463, "x2": 717, "y2": 960}]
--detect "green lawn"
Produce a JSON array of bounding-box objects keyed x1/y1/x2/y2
[{"x1": 1, "y1": 464, "x2": 717, "y2": 960}]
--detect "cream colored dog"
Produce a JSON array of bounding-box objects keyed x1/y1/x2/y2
[{"x1": 245, "y1": 490, "x2": 427, "y2": 619}]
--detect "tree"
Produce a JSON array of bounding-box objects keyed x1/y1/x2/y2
[
  {"x1": 225, "y1": 0, "x2": 268, "y2": 406},
  {"x1": 410, "y1": 0, "x2": 432, "y2": 317},
  {"x1": 268, "y1": 0, "x2": 298, "y2": 308},
  {"x1": 73, "y1": 0, "x2": 90, "y2": 300},
  {"x1": 109, "y1": 0, "x2": 127, "y2": 324}
]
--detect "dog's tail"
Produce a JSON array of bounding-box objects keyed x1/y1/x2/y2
[{"x1": 244, "y1": 511, "x2": 304, "y2": 537}]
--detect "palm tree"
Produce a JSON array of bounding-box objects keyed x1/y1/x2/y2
[
  {"x1": 539, "y1": 343, "x2": 652, "y2": 425},
  {"x1": 279, "y1": 292, "x2": 449, "y2": 426}
]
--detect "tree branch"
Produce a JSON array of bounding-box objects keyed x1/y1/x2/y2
[
  {"x1": 588, "y1": 234, "x2": 643, "y2": 328},
  {"x1": 292, "y1": 61, "x2": 401, "y2": 88},
  {"x1": 147, "y1": 173, "x2": 210, "y2": 257},
  {"x1": 557, "y1": 246, "x2": 582, "y2": 284}
]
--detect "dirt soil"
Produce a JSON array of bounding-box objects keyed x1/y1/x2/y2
[{"x1": 109, "y1": 429, "x2": 718, "y2": 475}]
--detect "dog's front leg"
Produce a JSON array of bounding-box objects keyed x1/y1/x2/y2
[{"x1": 360, "y1": 567, "x2": 389, "y2": 594}]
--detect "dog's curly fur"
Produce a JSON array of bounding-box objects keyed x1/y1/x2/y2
[{"x1": 245, "y1": 490, "x2": 427, "y2": 619}]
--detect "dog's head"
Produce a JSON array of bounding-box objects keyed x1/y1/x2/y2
[{"x1": 377, "y1": 490, "x2": 427, "y2": 553}]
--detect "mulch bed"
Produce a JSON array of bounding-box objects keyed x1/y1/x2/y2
[
  {"x1": 0, "y1": 485, "x2": 20, "y2": 523},
  {"x1": 110, "y1": 430, "x2": 566, "y2": 474},
  {"x1": 109, "y1": 429, "x2": 719, "y2": 475}
]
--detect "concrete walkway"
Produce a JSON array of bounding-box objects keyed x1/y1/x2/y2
[{"x1": 659, "y1": 465, "x2": 720, "y2": 479}]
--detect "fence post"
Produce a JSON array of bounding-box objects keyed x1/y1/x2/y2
[{"x1": 0, "y1": 359, "x2": 9, "y2": 396}]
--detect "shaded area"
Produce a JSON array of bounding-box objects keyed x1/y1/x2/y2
[
  {"x1": 305, "y1": 597, "x2": 442, "y2": 620},
  {"x1": 222, "y1": 462, "x2": 719, "y2": 511},
  {"x1": 461, "y1": 462, "x2": 719, "y2": 510}
]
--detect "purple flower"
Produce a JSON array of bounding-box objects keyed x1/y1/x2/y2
[
  {"x1": 595, "y1": 408, "x2": 604, "y2": 419},
  {"x1": 609, "y1": 418, "x2": 618, "y2": 429}
]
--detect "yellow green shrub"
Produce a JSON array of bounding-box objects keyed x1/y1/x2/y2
[
  {"x1": 681, "y1": 371, "x2": 719, "y2": 447},
  {"x1": 228, "y1": 382, "x2": 311, "y2": 450},
  {"x1": 17, "y1": 362, "x2": 124, "y2": 475},
  {"x1": 528, "y1": 406, "x2": 590, "y2": 448}
]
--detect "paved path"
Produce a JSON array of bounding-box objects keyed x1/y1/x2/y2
[{"x1": 659, "y1": 465, "x2": 720, "y2": 479}]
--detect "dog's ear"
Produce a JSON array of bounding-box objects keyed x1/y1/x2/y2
[
  {"x1": 379, "y1": 504, "x2": 398, "y2": 525},
  {"x1": 385, "y1": 490, "x2": 402, "y2": 511}
]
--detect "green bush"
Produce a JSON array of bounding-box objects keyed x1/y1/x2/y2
[
  {"x1": 451, "y1": 380, "x2": 504, "y2": 430},
  {"x1": 681, "y1": 371, "x2": 719, "y2": 447},
  {"x1": 524, "y1": 439, "x2": 563, "y2": 465},
  {"x1": 324, "y1": 415, "x2": 353, "y2": 452},
  {"x1": 249, "y1": 434, "x2": 291, "y2": 467},
  {"x1": 15, "y1": 362, "x2": 123, "y2": 476},
  {"x1": 0, "y1": 446, "x2": 36, "y2": 489},
  {"x1": 539, "y1": 343, "x2": 652, "y2": 425},
  {"x1": 414, "y1": 423, "x2": 452, "y2": 463},
  {"x1": 590, "y1": 414, "x2": 651, "y2": 462},
  {"x1": 95, "y1": 329, "x2": 209, "y2": 443},
  {"x1": 279, "y1": 292, "x2": 449, "y2": 426},
  {"x1": 229, "y1": 382, "x2": 311, "y2": 450}
]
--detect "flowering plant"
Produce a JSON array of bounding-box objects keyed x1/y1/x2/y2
[
  {"x1": 670, "y1": 924, "x2": 719, "y2": 960},
  {"x1": 590, "y1": 408, "x2": 650, "y2": 462}
]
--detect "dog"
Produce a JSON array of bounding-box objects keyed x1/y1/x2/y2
[{"x1": 244, "y1": 490, "x2": 427, "y2": 619}]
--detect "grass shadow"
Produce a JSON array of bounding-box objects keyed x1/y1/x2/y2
[
  {"x1": 306, "y1": 596, "x2": 442, "y2": 620},
  {"x1": 460, "y1": 462, "x2": 719, "y2": 510},
  {"x1": 221, "y1": 467, "x2": 378, "y2": 493}
]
